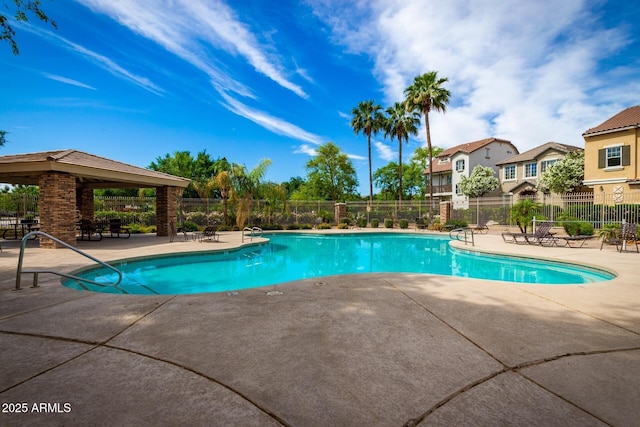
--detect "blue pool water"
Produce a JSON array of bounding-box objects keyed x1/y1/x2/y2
[{"x1": 63, "y1": 233, "x2": 615, "y2": 295}]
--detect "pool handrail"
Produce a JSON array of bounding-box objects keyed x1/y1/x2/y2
[
  {"x1": 15, "y1": 230, "x2": 123, "y2": 290},
  {"x1": 448, "y1": 227, "x2": 475, "y2": 246},
  {"x1": 242, "y1": 226, "x2": 263, "y2": 242}
]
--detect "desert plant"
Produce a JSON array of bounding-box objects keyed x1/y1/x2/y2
[
  {"x1": 371, "y1": 219, "x2": 379, "y2": 228},
  {"x1": 317, "y1": 222, "x2": 332, "y2": 229},
  {"x1": 337, "y1": 223, "x2": 350, "y2": 229},
  {"x1": 399, "y1": 219, "x2": 409, "y2": 229},
  {"x1": 358, "y1": 217, "x2": 367, "y2": 228}
]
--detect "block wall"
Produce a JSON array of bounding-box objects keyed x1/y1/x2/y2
[{"x1": 39, "y1": 172, "x2": 77, "y2": 248}]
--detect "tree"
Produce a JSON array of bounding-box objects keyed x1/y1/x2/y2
[
  {"x1": 458, "y1": 166, "x2": 499, "y2": 198},
  {"x1": 459, "y1": 166, "x2": 499, "y2": 224},
  {"x1": 404, "y1": 71, "x2": 451, "y2": 221},
  {"x1": 215, "y1": 171, "x2": 232, "y2": 226},
  {"x1": 305, "y1": 142, "x2": 358, "y2": 201},
  {"x1": 1, "y1": 0, "x2": 57, "y2": 55},
  {"x1": 383, "y1": 102, "x2": 420, "y2": 207},
  {"x1": 508, "y1": 199, "x2": 544, "y2": 233},
  {"x1": 537, "y1": 151, "x2": 584, "y2": 194},
  {"x1": 0, "y1": 130, "x2": 7, "y2": 147},
  {"x1": 373, "y1": 162, "x2": 400, "y2": 200},
  {"x1": 149, "y1": 150, "x2": 228, "y2": 198},
  {"x1": 350, "y1": 100, "x2": 384, "y2": 208},
  {"x1": 229, "y1": 159, "x2": 271, "y2": 228}
]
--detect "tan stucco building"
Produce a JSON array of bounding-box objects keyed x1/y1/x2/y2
[{"x1": 583, "y1": 106, "x2": 640, "y2": 203}]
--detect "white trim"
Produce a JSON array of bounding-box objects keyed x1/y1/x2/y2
[
  {"x1": 604, "y1": 166, "x2": 624, "y2": 172},
  {"x1": 583, "y1": 177, "x2": 628, "y2": 185},
  {"x1": 584, "y1": 125, "x2": 638, "y2": 137}
]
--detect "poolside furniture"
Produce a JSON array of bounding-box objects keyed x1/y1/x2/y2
[
  {"x1": 472, "y1": 218, "x2": 489, "y2": 234},
  {"x1": 105, "y1": 218, "x2": 130, "y2": 238},
  {"x1": 200, "y1": 225, "x2": 219, "y2": 242},
  {"x1": 502, "y1": 221, "x2": 557, "y2": 246},
  {"x1": 556, "y1": 235, "x2": 595, "y2": 248},
  {"x1": 77, "y1": 219, "x2": 103, "y2": 241},
  {"x1": 601, "y1": 223, "x2": 639, "y2": 253},
  {"x1": 2, "y1": 219, "x2": 40, "y2": 240}
]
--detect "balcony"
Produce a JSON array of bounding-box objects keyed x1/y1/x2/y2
[{"x1": 430, "y1": 184, "x2": 452, "y2": 195}]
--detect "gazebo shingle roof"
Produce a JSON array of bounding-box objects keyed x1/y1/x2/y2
[
  {"x1": 583, "y1": 105, "x2": 640, "y2": 136},
  {"x1": 0, "y1": 149, "x2": 190, "y2": 188}
]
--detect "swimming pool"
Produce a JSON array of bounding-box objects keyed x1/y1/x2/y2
[{"x1": 63, "y1": 233, "x2": 615, "y2": 295}]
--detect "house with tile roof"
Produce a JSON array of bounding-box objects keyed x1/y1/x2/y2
[
  {"x1": 496, "y1": 142, "x2": 583, "y2": 196},
  {"x1": 582, "y1": 105, "x2": 640, "y2": 202},
  {"x1": 425, "y1": 137, "x2": 518, "y2": 209}
]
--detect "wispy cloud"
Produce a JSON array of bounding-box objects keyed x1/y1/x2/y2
[
  {"x1": 77, "y1": 0, "x2": 307, "y2": 99},
  {"x1": 294, "y1": 144, "x2": 318, "y2": 156},
  {"x1": 309, "y1": 0, "x2": 635, "y2": 151},
  {"x1": 220, "y1": 92, "x2": 323, "y2": 145},
  {"x1": 19, "y1": 21, "x2": 164, "y2": 96},
  {"x1": 374, "y1": 140, "x2": 395, "y2": 161},
  {"x1": 42, "y1": 73, "x2": 96, "y2": 90}
]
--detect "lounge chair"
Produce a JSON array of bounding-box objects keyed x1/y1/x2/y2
[
  {"x1": 600, "y1": 223, "x2": 639, "y2": 252},
  {"x1": 557, "y1": 235, "x2": 595, "y2": 248},
  {"x1": 200, "y1": 225, "x2": 219, "y2": 242},
  {"x1": 502, "y1": 221, "x2": 557, "y2": 246},
  {"x1": 472, "y1": 218, "x2": 489, "y2": 234}
]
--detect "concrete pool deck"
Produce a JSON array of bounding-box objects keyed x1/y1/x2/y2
[{"x1": 0, "y1": 230, "x2": 638, "y2": 426}]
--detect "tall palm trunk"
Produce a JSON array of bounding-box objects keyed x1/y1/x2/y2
[
  {"x1": 424, "y1": 110, "x2": 434, "y2": 220},
  {"x1": 397, "y1": 133, "x2": 403, "y2": 209},
  {"x1": 367, "y1": 132, "x2": 373, "y2": 207}
]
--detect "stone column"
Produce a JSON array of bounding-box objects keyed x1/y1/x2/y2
[
  {"x1": 39, "y1": 172, "x2": 77, "y2": 248},
  {"x1": 156, "y1": 186, "x2": 181, "y2": 236},
  {"x1": 77, "y1": 187, "x2": 94, "y2": 220},
  {"x1": 439, "y1": 201, "x2": 452, "y2": 225},
  {"x1": 334, "y1": 202, "x2": 347, "y2": 225}
]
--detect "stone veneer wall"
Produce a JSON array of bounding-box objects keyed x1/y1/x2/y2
[
  {"x1": 439, "y1": 201, "x2": 452, "y2": 225},
  {"x1": 78, "y1": 187, "x2": 94, "y2": 220},
  {"x1": 39, "y1": 172, "x2": 77, "y2": 248},
  {"x1": 156, "y1": 186, "x2": 181, "y2": 236}
]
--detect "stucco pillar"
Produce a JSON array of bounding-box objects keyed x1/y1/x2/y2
[
  {"x1": 334, "y1": 202, "x2": 347, "y2": 225},
  {"x1": 156, "y1": 186, "x2": 181, "y2": 236},
  {"x1": 39, "y1": 172, "x2": 77, "y2": 248}
]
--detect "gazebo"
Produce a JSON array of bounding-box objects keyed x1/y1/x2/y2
[{"x1": 0, "y1": 149, "x2": 190, "y2": 248}]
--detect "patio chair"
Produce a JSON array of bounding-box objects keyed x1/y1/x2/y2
[
  {"x1": 200, "y1": 225, "x2": 219, "y2": 242},
  {"x1": 472, "y1": 218, "x2": 489, "y2": 234},
  {"x1": 502, "y1": 221, "x2": 556, "y2": 245},
  {"x1": 603, "y1": 223, "x2": 639, "y2": 253},
  {"x1": 78, "y1": 219, "x2": 103, "y2": 241},
  {"x1": 106, "y1": 218, "x2": 130, "y2": 238}
]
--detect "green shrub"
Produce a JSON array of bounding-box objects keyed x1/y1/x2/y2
[
  {"x1": 318, "y1": 210, "x2": 334, "y2": 223},
  {"x1": 317, "y1": 222, "x2": 332, "y2": 229},
  {"x1": 127, "y1": 223, "x2": 148, "y2": 234},
  {"x1": 181, "y1": 221, "x2": 199, "y2": 232},
  {"x1": 371, "y1": 219, "x2": 379, "y2": 228},
  {"x1": 337, "y1": 223, "x2": 349, "y2": 229},
  {"x1": 384, "y1": 218, "x2": 394, "y2": 228},
  {"x1": 299, "y1": 223, "x2": 313, "y2": 229},
  {"x1": 286, "y1": 223, "x2": 301, "y2": 230},
  {"x1": 399, "y1": 219, "x2": 409, "y2": 229},
  {"x1": 358, "y1": 217, "x2": 367, "y2": 228},
  {"x1": 339, "y1": 217, "x2": 351, "y2": 225},
  {"x1": 564, "y1": 221, "x2": 594, "y2": 236}
]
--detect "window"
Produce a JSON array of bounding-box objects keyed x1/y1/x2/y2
[
  {"x1": 455, "y1": 184, "x2": 462, "y2": 195},
  {"x1": 504, "y1": 165, "x2": 516, "y2": 180},
  {"x1": 455, "y1": 159, "x2": 465, "y2": 172},
  {"x1": 524, "y1": 162, "x2": 537, "y2": 178},
  {"x1": 606, "y1": 147, "x2": 621, "y2": 167},
  {"x1": 540, "y1": 159, "x2": 557, "y2": 173},
  {"x1": 598, "y1": 145, "x2": 630, "y2": 169}
]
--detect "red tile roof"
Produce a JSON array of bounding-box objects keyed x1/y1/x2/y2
[
  {"x1": 425, "y1": 137, "x2": 514, "y2": 174},
  {"x1": 583, "y1": 105, "x2": 640, "y2": 136}
]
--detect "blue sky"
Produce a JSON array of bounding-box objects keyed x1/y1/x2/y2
[{"x1": 1, "y1": 0, "x2": 638, "y2": 195}]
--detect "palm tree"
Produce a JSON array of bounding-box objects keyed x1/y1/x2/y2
[
  {"x1": 384, "y1": 102, "x2": 420, "y2": 208},
  {"x1": 215, "y1": 171, "x2": 232, "y2": 226},
  {"x1": 351, "y1": 100, "x2": 384, "y2": 208},
  {"x1": 404, "y1": 71, "x2": 451, "y2": 221}
]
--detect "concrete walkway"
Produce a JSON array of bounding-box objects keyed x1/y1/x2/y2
[{"x1": 0, "y1": 230, "x2": 639, "y2": 426}]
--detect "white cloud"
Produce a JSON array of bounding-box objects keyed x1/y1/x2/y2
[
  {"x1": 77, "y1": 0, "x2": 306, "y2": 99},
  {"x1": 42, "y1": 73, "x2": 96, "y2": 90},
  {"x1": 310, "y1": 0, "x2": 635, "y2": 152},
  {"x1": 219, "y1": 92, "x2": 324, "y2": 145},
  {"x1": 374, "y1": 140, "x2": 395, "y2": 162},
  {"x1": 294, "y1": 144, "x2": 318, "y2": 156}
]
